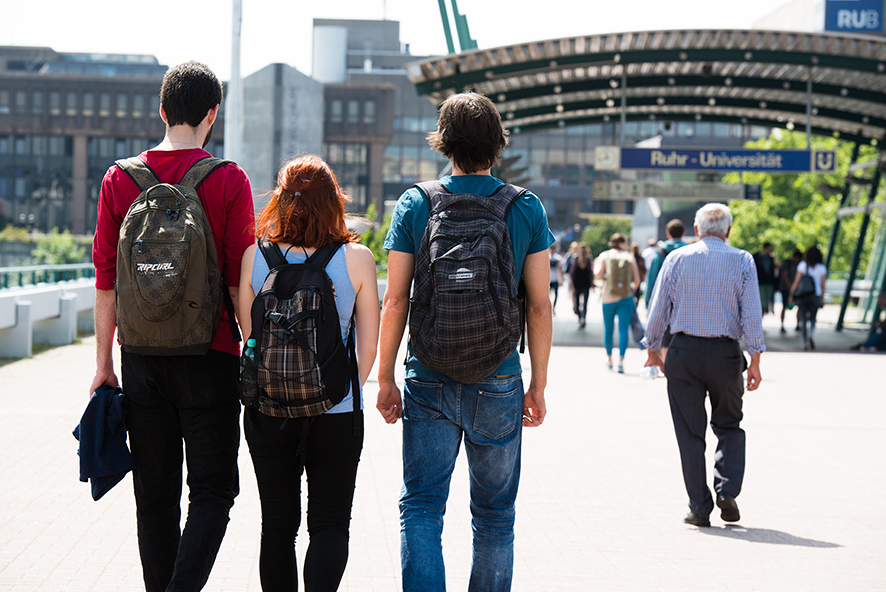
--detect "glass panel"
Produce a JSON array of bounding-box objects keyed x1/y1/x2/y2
[
  {"x1": 82, "y1": 92, "x2": 94, "y2": 116},
  {"x1": 132, "y1": 95, "x2": 144, "y2": 118},
  {"x1": 66, "y1": 92, "x2": 77, "y2": 116},
  {"x1": 0, "y1": 91, "x2": 9, "y2": 114},
  {"x1": 149, "y1": 95, "x2": 160, "y2": 118},
  {"x1": 32, "y1": 91, "x2": 44, "y2": 115},
  {"x1": 116, "y1": 94, "x2": 128, "y2": 118},
  {"x1": 49, "y1": 92, "x2": 61, "y2": 116},
  {"x1": 347, "y1": 100, "x2": 359, "y2": 123},
  {"x1": 15, "y1": 91, "x2": 27, "y2": 115},
  {"x1": 383, "y1": 144, "x2": 401, "y2": 183},
  {"x1": 363, "y1": 100, "x2": 376, "y2": 124},
  {"x1": 330, "y1": 99, "x2": 343, "y2": 123},
  {"x1": 99, "y1": 93, "x2": 111, "y2": 117}
]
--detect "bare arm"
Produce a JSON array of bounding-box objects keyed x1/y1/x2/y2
[
  {"x1": 593, "y1": 252, "x2": 606, "y2": 280},
  {"x1": 88, "y1": 289, "x2": 119, "y2": 395},
  {"x1": 631, "y1": 257, "x2": 641, "y2": 292},
  {"x1": 375, "y1": 250, "x2": 414, "y2": 424},
  {"x1": 237, "y1": 244, "x2": 257, "y2": 340},
  {"x1": 345, "y1": 243, "x2": 380, "y2": 386},
  {"x1": 522, "y1": 250, "x2": 552, "y2": 427}
]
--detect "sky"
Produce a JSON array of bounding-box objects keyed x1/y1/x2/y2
[{"x1": 2, "y1": 0, "x2": 791, "y2": 81}]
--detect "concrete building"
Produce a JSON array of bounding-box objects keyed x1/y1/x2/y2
[{"x1": 0, "y1": 46, "x2": 224, "y2": 235}]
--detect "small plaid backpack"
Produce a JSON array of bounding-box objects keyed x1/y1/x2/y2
[{"x1": 244, "y1": 241, "x2": 358, "y2": 418}]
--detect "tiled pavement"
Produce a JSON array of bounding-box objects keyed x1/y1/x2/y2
[{"x1": 0, "y1": 293, "x2": 883, "y2": 591}]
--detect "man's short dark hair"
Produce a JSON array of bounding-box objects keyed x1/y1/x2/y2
[
  {"x1": 666, "y1": 219, "x2": 685, "y2": 239},
  {"x1": 160, "y1": 61, "x2": 223, "y2": 127},
  {"x1": 427, "y1": 92, "x2": 509, "y2": 174}
]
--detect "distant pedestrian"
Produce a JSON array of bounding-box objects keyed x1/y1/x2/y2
[
  {"x1": 594, "y1": 233, "x2": 641, "y2": 373},
  {"x1": 642, "y1": 203, "x2": 764, "y2": 528},
  {"x1": 779, "y1": 250, "x2": 802, "y2": 334},
  {"x1": 569, "y1": 243, "x2": 594, "y2": 329},
  {"x1": 789, "y1": 246, "x2": 828, "y2": 351},
  {"x1": 754, "y1": 242, "x2": 778, "y2": 315},
  {"x1": 644, "y1": 219, "x2": 688, "y2": 361},
  {"x1": 641, "y1": 238, "x2": 658, "y2": 271},
  {"x1": 562, "y1": 240, "x2": 579, "y2": 305},
  {"x1": 549, "y1": 244, "x2": 564, "y2": 314}
]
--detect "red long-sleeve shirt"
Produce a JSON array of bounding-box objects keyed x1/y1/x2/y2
[{"x1": 93, "y1": 149, "x2": 255, "y2": 356}]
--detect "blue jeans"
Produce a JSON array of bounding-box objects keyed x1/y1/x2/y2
[
  {"x1": 400, "y1": 375, "x2": 524, "y2": 592},
  {"x1": 602, "y1": 296, "x2": 634, "y2": 358}
]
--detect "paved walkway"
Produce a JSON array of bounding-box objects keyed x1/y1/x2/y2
[{"x1": 0, "y1": 293, "x2": 883, "y2": 591}]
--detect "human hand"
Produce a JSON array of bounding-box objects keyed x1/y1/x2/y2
[
  {"x1": 523, "y1": 385, "x2": 546, "y2": 427},
  {"x1": 746, "y1": 364, "x2": 762, "y2": 391},
  {"x1": 645, "y1": 350, "x2": 664, "y2": 371},
  {"x1": 88, "y1": 368, "x2": 119, "y2": 397},
  {"x1": 376, "y1": 380, "x2": 403, "y2": 424}
]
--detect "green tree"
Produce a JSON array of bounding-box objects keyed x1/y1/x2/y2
[
  {"x1": 724, "y1": 131, "x2": 882, "y2": 275},
  {"x1": 580, "y1": 215, "x2": 632, "y2": 258},
  {"x1": 358, "y1": 204, "x2": 391, "y2": 274},
  {"x1": 30, "y1": 228, "x2": 86, "y2": 265}
]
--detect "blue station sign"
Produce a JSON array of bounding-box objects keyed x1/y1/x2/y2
[
  {"x1": 824, "y1": 0, "x2": 884, "y2": 33},
  {"x1": 618, "y1": 148, "x2": 838, "y2": 173}
]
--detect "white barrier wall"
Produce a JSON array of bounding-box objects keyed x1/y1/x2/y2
[{"x1": 0, "y1": 279, "x2": 95, "y2": 358}]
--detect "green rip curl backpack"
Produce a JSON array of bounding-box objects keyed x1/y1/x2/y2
[
  {"x1": 114, "y1": 156, "x2": 239, "y2": 356},
  {"x1": 409, "y1": 180, "x2": 526, "y2": 384}
]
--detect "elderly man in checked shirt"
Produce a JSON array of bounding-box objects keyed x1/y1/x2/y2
[{"x1": 642, "y1": 203, "x2": 765, "y2": 528}]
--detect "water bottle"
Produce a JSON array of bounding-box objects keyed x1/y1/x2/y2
[
  {"x1": 639, "y1": 366, "x2": 664, "y2": 380},
  {"x1": 239, "y1": 338, "x2": 260, "y2": 408}
]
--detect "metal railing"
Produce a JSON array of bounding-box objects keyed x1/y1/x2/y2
[{"x1": 0, "y1": 264, "x2": 95, "y2": 289}]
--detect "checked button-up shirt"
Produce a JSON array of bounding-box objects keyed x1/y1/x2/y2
[{"x1": 641, "y1": 235, "x2": 766, "y2": 356}]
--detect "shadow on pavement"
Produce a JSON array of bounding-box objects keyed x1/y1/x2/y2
[{"x1": 700, "y1": 525, "x2": 842, "y2": 548}]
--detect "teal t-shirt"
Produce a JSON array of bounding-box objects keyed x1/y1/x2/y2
[{"x1": 384, "y1": 174, "x2": 555, "y2": 380}]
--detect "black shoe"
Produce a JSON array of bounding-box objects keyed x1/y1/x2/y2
[
  {"x1": 780, "y1": 326, "x2": 786, "y2": 334},
  {"x1": 809, "y1": 337, "x2": 815, "y2": 350},
  {"x1": 717, "y1": 494, "x2": 740, "y2": 522},
  {"x1": 683, "y1": 511, "x2": 711, "y2": 527}
]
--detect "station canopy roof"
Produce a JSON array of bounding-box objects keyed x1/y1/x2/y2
[{"x1": 404, "y1": 29, "x2": 886, "y2": 145}]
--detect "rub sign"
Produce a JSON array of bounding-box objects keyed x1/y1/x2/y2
[{"x1": 825, "y1": 0, "x2": 884, "y2": 33}]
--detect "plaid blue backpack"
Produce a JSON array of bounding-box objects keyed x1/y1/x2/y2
[{"x1": 409, "y1": 180, "x2": 526, "y2": 384}]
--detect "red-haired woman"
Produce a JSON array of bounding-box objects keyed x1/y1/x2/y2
[{"x1": 238, "y1": 154, "x2": 379, "y2": 591}]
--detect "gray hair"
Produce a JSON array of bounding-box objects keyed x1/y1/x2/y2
[{"x1": 694, "y1": 203, "x2": 733, "y2": 236}]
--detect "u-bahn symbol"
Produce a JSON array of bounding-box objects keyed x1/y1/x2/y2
[{"x1": 813, "y1": 151, "x2": 837, "y2": 173}]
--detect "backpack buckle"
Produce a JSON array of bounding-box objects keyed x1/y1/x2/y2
[{"x1": 165, "y1": 209, "x2": 180, "y2": 222}]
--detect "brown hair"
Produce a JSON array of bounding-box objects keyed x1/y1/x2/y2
[
  {"x1": 666, "y1": 219, "x2": 685, "y2": 239},
  {"x1": 427, "y1": 92, "x2": 509, "y2": 174},
  {"x1": 160, "y1": 61, "x2": 223, "y2": 127},
  {"x1": 256, "y1": 155, "x2": 358, "y2": 248},
  {"x1": 608, "y1": 233, "x2": 627, "y2": 249}
]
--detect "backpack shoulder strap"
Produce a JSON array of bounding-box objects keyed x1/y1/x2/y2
[
  {"x1": 178, "y1": 157, "x2": 232, "y2": 190},
  {"x1": 115, "y1": 157, "x2": 160, "y2": 192},
  {"x1": 413, "y1": 180, "x2": 448, "y2": 212},
  {"x1": 307, "y1": 242, "x2": 344, "y2": 269},
  {"x1": 259, "y1": 240, "x2": 288, "y2": 270},
  {"x1": 496, "y1": 183, "x2": 528, "y2": 220}
]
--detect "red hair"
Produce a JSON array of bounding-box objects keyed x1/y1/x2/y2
[{"x1": 256, "y1": 154, "x2": 358, "y2": 248}]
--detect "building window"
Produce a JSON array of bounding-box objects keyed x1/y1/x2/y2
[
  {"x1": 49, "y1": 92, "x2": 61, "y2": 116},
  {"x1": 15, "y1": 91, "x2": 27, "y2": 115},
  {"x1": 0, "y1": 91, "x2": 9, "y2": 115},
  {"x1": 82, "y1": 92, "x2": 95, "y2": 116},
  {"x1": 66, "y1": 92, "x2": 77, "y2": 117},
  {"x1": 330, "y1": 99, "x2": 343, "y2": 123},
  {"x1": 32, "y1": 136, "x2": 48, "y2": 156},
  {"x1": 347, "y1": 100, "x2": 359, "y2": 123},
  {"x1": 149, "y1": 95, "x2": 160, "y2": 119},
  {"x1": 32, "y1": 91, "x2": 44, "y2": 115},
  {"x1": 0, "y1": 137, "x2": 8, "y2": 154},
  {"x1": 14, "y1": 137, "x2": 27, "y2": 155},
  {"x1": 132, "y1": 95, "x2": 145, "y2": 118},
  {"x1": 99, "y1": 93, "x2": 111, "y2": 117},
  {"x1": 15, "y1": 178, "x2": 27, "y2": 199},
  {"x1": 48, "y1": 136, "x2": 67, "y2": 156},
  {"x1": 364, "y1": 100, "x2": 376, "y2": 124},
  {"x1": 115, "y1": 139, "x2": 128, "y2": 158},
  {"x1": 116, "y1": 94, "x2": 128, "y2": 118}
]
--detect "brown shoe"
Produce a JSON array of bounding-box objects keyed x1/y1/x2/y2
[
  {"x1": 717, "y1": 494, "x2": 740, "y2": 522},
  {"x1": 683, "y1": 510, "x2": 711, "y2": 527}
]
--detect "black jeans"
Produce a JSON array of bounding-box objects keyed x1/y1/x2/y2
[
  {"x1": 122, "y1": 349, "x2": 241, "y2": 592},
  {"x1": 573, "y1": 287, "x2": 590, "y2": 321},
  {"x1": 245, "y1": 407, "x2": 364, "y2": 592},
  {"x1": 663, "y1": 334, "x2": 745, "y2": 517}
]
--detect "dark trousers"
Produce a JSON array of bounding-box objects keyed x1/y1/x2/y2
[
  {"x1": 121, "y1": 349, "x2": 241, "y2": 592},
  {"x1": 663, "y1": 334, "x2": 746, "y2": 516},
  {"x1": 245, "y1": 408, "x2": 364, "y2": 592},
  {"x1": 573, "y1": 287, "x2": 589, "y2": 321},
  {"x1": 797, "y1": 294, "x2": 821, "y2": 345}
]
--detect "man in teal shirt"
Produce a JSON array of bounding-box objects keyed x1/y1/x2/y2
[
  {"x1": 376, "y1": 92, "x2": 554, "y2": 592},
  {"x1": 645, "y1": 218, "x2": 689, "y2": 309}
]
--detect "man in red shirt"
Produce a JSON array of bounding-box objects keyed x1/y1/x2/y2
[{"x1": 89, "y1": 61, "x2": 254, "y2": 592}]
